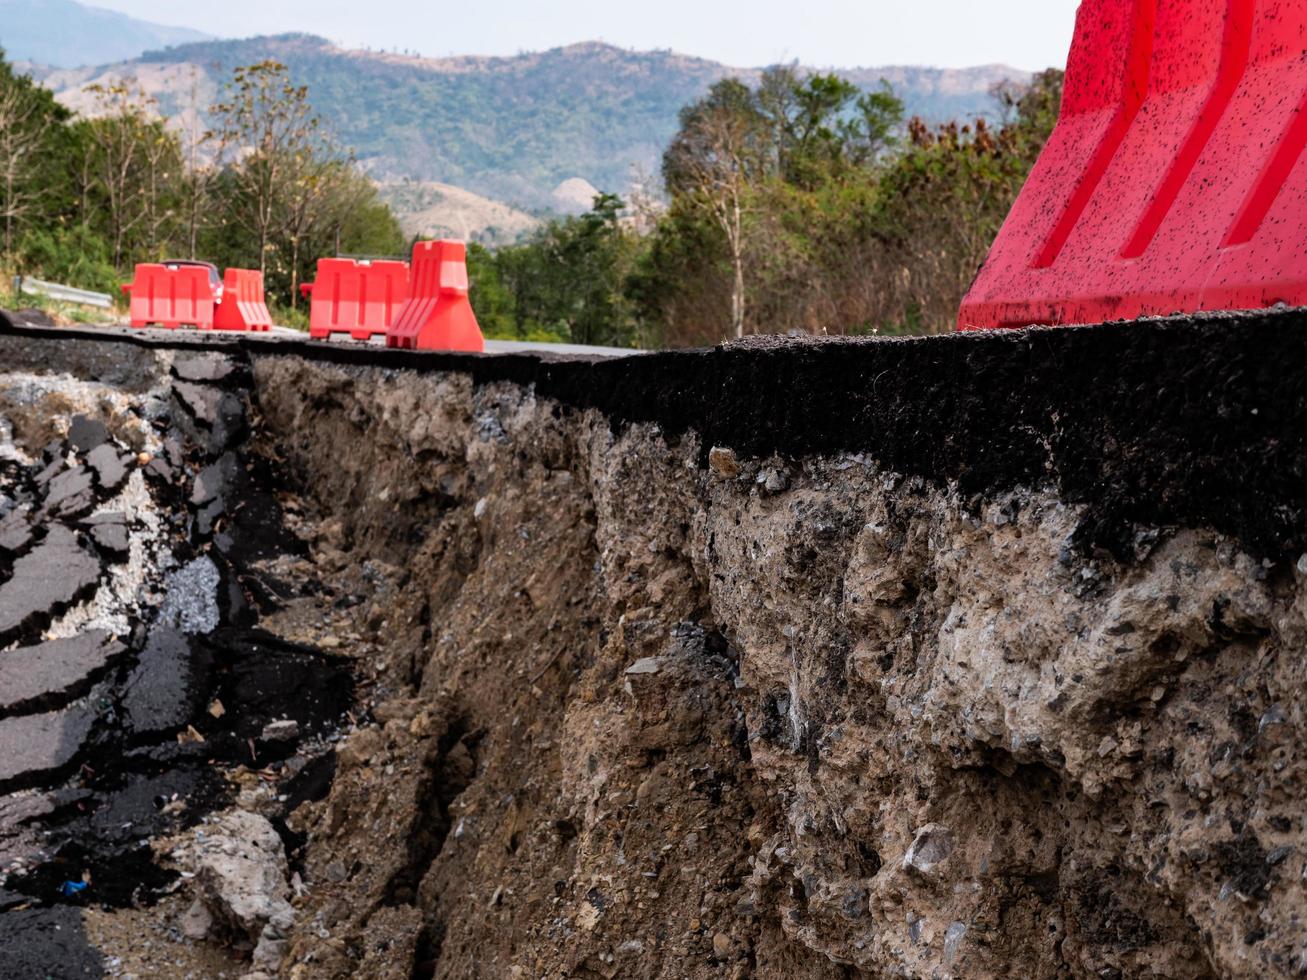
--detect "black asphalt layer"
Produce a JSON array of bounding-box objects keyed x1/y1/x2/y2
[
  {"x1": 2, "y1": 311, "x2": 1306, "y2": 560},
  {"x1": 0, "y1": 527, "x2": 101, "y2": 645},
  {"x1": 0, "y1": 907, "x2": 103, "y2": 978}
]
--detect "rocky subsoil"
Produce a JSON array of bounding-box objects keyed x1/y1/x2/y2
[{"x1": 0, "y1": 316, "x2": 1305, "y2": 979}]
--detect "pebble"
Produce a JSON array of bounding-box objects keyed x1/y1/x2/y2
[
  {"x1": 181, "y1": 898, "x2": 213, "y2": 940},
  {"x1": 707, "y1": 447, "x2": 739, "y2": 479},
  {"x1": 903, "y1": 824, "x2": 953, "y2": 875},
  {"x1": 261, "y1": 720, "x2": 300, "y2": 743}
]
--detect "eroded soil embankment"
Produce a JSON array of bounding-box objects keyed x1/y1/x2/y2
[
  {"x1": 242, "y1": 316, "x2": 1306, "y2": 980},
  {"x1": 2, "y1": 315, "x2": 1306, "y2": 979}
]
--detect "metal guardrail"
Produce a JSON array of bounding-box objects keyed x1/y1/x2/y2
[{"x1": 13, "y1": 276, "x2": 114, "y2": 310}]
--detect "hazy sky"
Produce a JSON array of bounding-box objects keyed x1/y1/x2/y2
[{"x1": 90, "y1": 0, "x2": 1081, "y2": 72}]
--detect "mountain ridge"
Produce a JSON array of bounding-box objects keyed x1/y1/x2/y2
[
  {"x1": 0, "y1": 0, "x2": 210, "y2": 69},
  {"x1": 27, "y1": 31, "x2": 1031, "y2": 219}
]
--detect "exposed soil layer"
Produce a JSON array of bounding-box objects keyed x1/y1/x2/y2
[{"x1": 1, "y1": 320, "x2": 1305, "y2": 979}]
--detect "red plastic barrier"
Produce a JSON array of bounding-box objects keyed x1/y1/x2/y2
[
  {"x1": 302, "y1": 258, "x2": 410, "y2": 341},
  {"x1": 385, "y1": 241, "x2": 484, "y2": 352},
  {"x1": 959, "y1": 0, "x2": 1307, "y2": 331},
  {"x1": 121, "y1": 264, "x2": 216, "y2": 330},
  {"x1": 213, "y1": 268, "x2": 273, "y2": 332}
]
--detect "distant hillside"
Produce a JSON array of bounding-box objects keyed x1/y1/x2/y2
[
  {"x1": 0, "y1": 0, "x2": 209, "y2": 69},
  {"x1": 31, "y1": 35, "x2": 1029, "y2": 212},
  {"x1": 378, "y1": 181, "x2": 541, "y2": 246}
]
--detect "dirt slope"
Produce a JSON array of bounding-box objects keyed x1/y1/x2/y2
[{"x1": 0, "y1": 316, "x2": 1305, "y2": 978}]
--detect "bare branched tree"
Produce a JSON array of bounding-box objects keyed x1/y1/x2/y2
[
  {"x1": 0, "y1": 82, "x2": 49, "y2": 257},
  {"x1": 82, "y1": 82, "x2": 180, "y2": 268},
  {"x1": 210, "y1": 60, "x2": 322, "y2": 278},
  {"x1": 180, "y1": 67, "x2": 215, "y2": 258},
  {"x1": 664, "y1": 81, "x2": 767, "y2": 340}
]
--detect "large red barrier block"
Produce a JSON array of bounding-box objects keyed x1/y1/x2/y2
[
  {"x1": 959, "y1": 0, "x2": 1307, "y2": 331},
  {"x1": 302, "y1": 258, "x2": 410, "y2": 341},
  {"x1": 121, "y1": 264, "x2": 216, "y2": 330},
  {"x1": 213, "y1": 268, "x2": 273, "y2": 332},
  {"x1": 385, "y1": 241, "x2": 484, "y2": 352}
]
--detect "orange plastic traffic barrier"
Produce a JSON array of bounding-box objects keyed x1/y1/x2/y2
[
  {"x1": 301, "y1": 258, "x2": 410, "y2": 341},
  {"x1": 121, "y1": 264, "x2": 216, "y2": 330},
  {"x1": 959, "y1": 0, "x2": 1307, "y2": 331},
  {"x1": 385, "y1": 241, "x2": 484, "y2": 352},
  {"x1": 213, "y1": 268, "x2": 273, "y2": 332}
]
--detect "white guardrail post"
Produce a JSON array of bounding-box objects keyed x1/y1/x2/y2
[{"x1": 16, "y1": 276, "x2": 114, "y2": 310}]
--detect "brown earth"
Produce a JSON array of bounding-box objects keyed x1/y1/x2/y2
[
  {"x1": 247, "y1": 355, "x2": 1306, "y2": 980},
  {"x1": 1, "y1": 323, "x2": 1305, "y2": 980}
]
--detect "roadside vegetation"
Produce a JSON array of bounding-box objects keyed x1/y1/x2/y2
[
  {"x1": 471, "y1": 67, "x2": 1063, "y2": 346},
  {"x1": 0, "y1": 46, "x2": 1060, "y2": 344},
  {"x1": 0, "y1": 52, "x2": 403, "y2": 317}
]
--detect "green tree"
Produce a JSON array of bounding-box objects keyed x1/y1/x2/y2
[
  {"x1": 640, "y1": 67, "x2": 1060, "y2": 343},
  {"x1": 19, "y1": 223, "x2": 118, "y2": 294},
  {"x1": 210, "y1": 60, "x2": 323, "y2": 279},
  {"x1": 79, "y1": 83, "x2": 185, "y2": 269},
  {"x1": 466, "y1": 241, "x2": 518, "y2": 338},
  {"x1": 663, "y1": 80, "x2": 770, "y2": 338},
  {"x1": 207, "y1": 60, "x2": 406, "y2": 305},
  {"x1": 849, "y1": 82, "x2": 906, "y2": 166},
  {"x1": 0, "y1": 54, "x2": 76, "y2": 259},
  {"x1": 471, "y1": 194, "x2": 640, "y2": 347},
  {"x1": 786, "y1": 73, "x2": 861, "y2": 185},
  {"x1": 868, "y1": 70, "x2": 1063, "y2": 331}
]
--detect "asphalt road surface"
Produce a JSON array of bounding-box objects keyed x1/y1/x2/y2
[{"x1": 275, "y1": 325, "x2": 643, "y2": 358}]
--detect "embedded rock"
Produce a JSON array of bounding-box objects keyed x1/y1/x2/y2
[
  {"x1": 185, "y1": 810, "x2": 294, "y2": 944},
  {"x1": 172, "y1": 352, "x2": 237, "y2": 384}
]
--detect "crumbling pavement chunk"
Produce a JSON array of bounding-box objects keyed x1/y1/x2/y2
[
  {"x1": 0, "y1": 907, "x2": 104, "y2": 976},
  {"x1": 67, "y1": 415, "x2": 109, "y2": 453},
  {"x1": 85, "y1": 511, "x2": 130, "y2": 557},
  {"x1": 0, "y1": 695, "x2": 100, "y2": 784},
  {"x1": 0, "y1": 526, "x2": 100, "y2": 643},
  {"x1": 33, "y1": 459, "x2": 62, "y2": 488},
  {"x1": 172, "y1": 352, "x2": 238, "y2": 384},
  {"x1": 121, "y1": 628, "x2": 211, "y2": 736},
  {"x1": 42, "y1": 466, "x2": 96, "y2": 519},
  {"x1": 172, "y1": 381, "x2": 224, "y2": 428},
  {"x1": 86, "y1": 443, "x2": 128, "y2": 492},
  {"x1": 192, "y1": 453, "x2": 238, "y2": 508},
  {"x1": 0, "y1": 508, "x2": 32, "y2": 554},
  {"x1": 0, "y1": 631, "x2": 126, "y2": 715}
]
